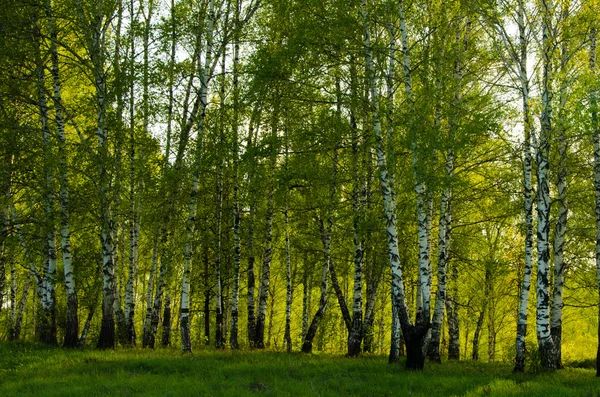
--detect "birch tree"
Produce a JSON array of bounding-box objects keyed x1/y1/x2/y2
[
  {"x1": 44, "y1": 0, "x2": 78, "y2": 348},
  {"x1": 535, "y1": 0, "x2": 557, "y2": 369},
  {"x1": 362, "y1": 0, "x2": 427, "y2": 370},
  {"x1": 590, "y1": 21, "x2": 600, "y2": 378}
]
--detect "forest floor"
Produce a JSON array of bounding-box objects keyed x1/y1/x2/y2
[{"x1": 0, "y1": 342, "x2": 598, "y2": 396}]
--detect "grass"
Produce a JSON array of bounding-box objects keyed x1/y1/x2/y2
[{"x1": 0, "y1": 342, "x2": 599, "y2": 396}]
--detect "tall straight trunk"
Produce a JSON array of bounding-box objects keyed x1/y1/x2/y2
[
  {"x1": 74, "y1": 0, "x2": 117, "y2": 349},
  {"x1": 214, "y1": 39, "x2": 227, "y2": 350},
  {"x1": 204, "y1": 248, "x2": 211, "y2": 345},
  {"x1": 536, "y1": 0, "x2": 556, "y2": 369},
  {"x1": 34, "y1": 20, "x2": 58, "y2": 346},
  {"x1": 472, "y1": 309, "x2": 485, "y2": 361},
  {"x1": 377, "y1": 0, "x2": 428, "y2": 369},
  {"x1": 255, "y1": 172, "x2": 274, "y2": 349},
  {"x1": 142, "y1": 235, "x2": 158, "y2": 347},
  {"x1": 389, "y1": 295, "x2": 401, "y2": 363},
  {"x1": 362, "y1": 261, "x2": 379, "y2": 354},
  {"x1": 301, "y1": 263, "x2": 310, "y2": 339},
  {"x1": 229, "y1": 0, "x2": 242, "y2": 351},
  {"x1": 149, "y1": 242, "x2": 168, "y2": 348},
  {"x1": 397, "y1": 0, "x2": 431, "y2": 326},
  {"x1": 429, "y1": 19, "x2": 467, "y2": 362},
  {"x1": 180, "y1": 0, "x2": 215, "y2": 353},
  {"x1": 111, "y1": 0, "x2": 128, "y2": 347},
  {"x1": 0, "y1": 239, "x2": 5, "y2": 314},
  {"x1": 364, "y1": 0, "x2": 424, "y2": 367},
  {"x1": 486, "y1": 267, "x2": 496, "y2": 362},
  {"x1": 283, "y1": 188, "x2": 293, "y2": 352},
  {"x1": 162, "y1": 292, "x2": 172, "y2": 346},
  {"x1": 348, "y1": 66, "x2": 365, "y2": 358},
  {"x1": 45, "y1": 0, "x2": 78, "y2": 347},
  {"x1": 383, "y1": 26, "x2": 401, "y2": 363},
  {"x1": 446, "y1": 262, "x2": 460, "y2": 360},
  {"x1": 255, "y1": 93, "x2": 279, "y2": 349},
  {"x1": 513, "y1": 0, "x2": 535, "y2": 373},
  {"x1": 246, "y1": 118, "x2": 257, "y2": 346},
  {"x1": 551, "y1": 1, "x2": 570, "y2": 369},
  {"x1": 8, "y1": 259, "x2": 16, "y2": 340},
  {"x1": 590, "y1": 26, "x2": 600, "y2": 378},
  {"x1": 124, "y1": 0, "x2": 139, "y2": 347}
]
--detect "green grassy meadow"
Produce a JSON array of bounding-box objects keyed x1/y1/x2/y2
[{"x1": 0, "y1": 342, "x2": 599, "y2": 396}]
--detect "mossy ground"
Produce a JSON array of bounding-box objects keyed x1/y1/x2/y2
[{"x1": 0, "y1": 342, "x2": 598, "y2": 396}]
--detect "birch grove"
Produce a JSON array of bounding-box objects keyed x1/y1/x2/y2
[{"x1": 2, "y1": 0, "x2": 600, "y2": 376}]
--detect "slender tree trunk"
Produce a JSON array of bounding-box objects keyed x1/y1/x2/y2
[
  {"x1": 180, "y1": 0, "x2": 215, "y2": 353},
  {"x1": 283, "y1": 199, "x2": 293, "y2": 352},
  {"x1": 142, "y1": 235, "x2": 158, "y2": 347},
  {"x1": 229, "y1": 0, "x2": 242, "y2": 351},
  {"x1": 35, "y1": 21, "x2": 58, "y2": 346},
  {"x1": 255, "y1": 97, "x2": 279, "y2": 349},
  {"x1": 513, "y1": 0, "x2": 535, "y2": 373},
  {"x1": 472, "y1": 309, "x2": 485, "y2": 361},
  {"x1": 389, "y1": 295, "x2": 401, "y2": 363},
  {"x1": 45, "y1": 0, "x2": 78, "y2": 348},
  {"x1": 428, "y1": 19, "x2": 467, "y2": 363},
  {"x1": 255, "y1": 174, "x2": 274, "y2": 349},
  {"x1": 74, "y1": 0, "x2": 117, "y2": 349},
  {"x1": 0, "y1": 240, "x2": 5, "y2": 315},
  {"x1": 162, "y1": 292, "x2": 172, "y2": 347},
  {"x1": 149, "y1": 244, "x2": 167, "y2": 348},
  {"x1": 348, "y1": 95, "x2": 364, "y2": 358},
  {"x1": 396, "y1": 0, "x2": 431, "y2": 328},
  {"x1": 301, "y1": 264, "x2": 310, "y2": 339},
  {"x1": 78, "y1": 304, "x2": 95, "y2": 347},
  {"x1": 198, "y1": 247, "x2": 209, "y2": 345},
  {"x1": 486, "y1": 267, "x2": 496, "y2": 362},
  {"x1": 446, "y1": 263, "x2": 460, "y2": 360},
  {"x1": 551, "y1": 1, "x2": 570, "y2": 369},
  {"x1": 590, "y1": 26, "x2": 600, "y2": 378},
  {"x1": 301, "y1": 218, "x2": 332, "y2": 353},
  {"x1": 362, "y1": 0, "x2": 424, "y2": 369},
  {"x1": 124, "y1": 0, "x2": 139, "y2": 348}
]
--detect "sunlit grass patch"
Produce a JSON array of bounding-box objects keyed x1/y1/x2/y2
[{"x1": 0, "y1": 342, "x2": 598, "y2": 396}]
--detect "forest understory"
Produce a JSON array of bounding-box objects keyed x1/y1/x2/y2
[{"x1": 0, "y1": 342, "x2": 599, "y2": 397}]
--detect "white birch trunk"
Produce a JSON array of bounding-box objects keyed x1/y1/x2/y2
[
  {"x1": 45, "y1": 0, "x2": 78, "y2": 347},
  {"x1": 514, "y1": 0, "x2": 535, "y2": 373},
  {"x1": 214, "y1": 41, "x2": 227, "y2": 350},
  {"x1": 348, "y1": 66, "x2": 364, "y2": 357},
  {"x1": 255, "y1": 171, "x2": 274, "y2": 349},
  {"x1": 536, "y1": 0, "x2": 556, "y2": 369},
  {"x1": 124, "y1": 0, "x2": 139, "y2": 347},
  {"x1": 75, "y1": 0, "x2": 117, "y2": 349},
  {"x1": 362, "y1": 0, "x2": 423, "y2": 369},
  {"x1": 551, "y1": 1, "x2": 570, "y2": 369},
  {"x1": 179, "y1": 0, "x2": 215, "y2": 353},
  {"x1": 34, "y1": 18, "x2": 57, "y2": 344},
  {"x1": 230, "y1": 0, "x2": 242, "y2": 351}
]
